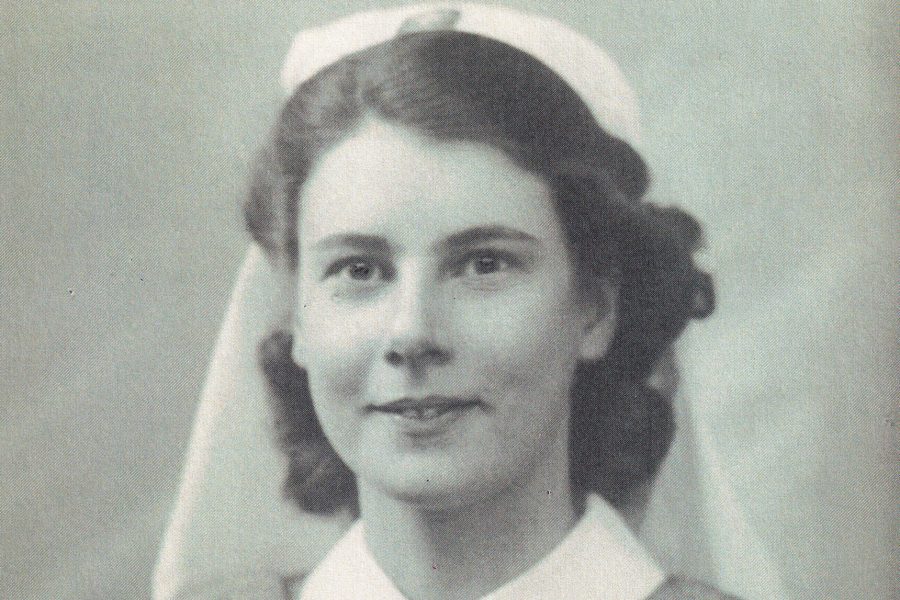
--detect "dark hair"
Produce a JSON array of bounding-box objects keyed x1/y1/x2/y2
[{"x1": 245, "y1": 31, "x2": 714, "y2": 514}]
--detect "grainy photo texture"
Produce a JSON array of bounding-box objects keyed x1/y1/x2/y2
[{"x1": 2, "y1": 2, "x2": 895, "y2": 600}]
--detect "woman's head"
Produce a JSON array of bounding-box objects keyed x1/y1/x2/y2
[
  {"x1": 288, "y1": 118, "x2": 617, "y2": 512},
  {"x1": 247, "y1": 31, "x2": 713, "y2": 514}
]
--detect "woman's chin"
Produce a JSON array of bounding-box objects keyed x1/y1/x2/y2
[{"x1": 361, "y1": 462, "x2": 513, "y2": 513}]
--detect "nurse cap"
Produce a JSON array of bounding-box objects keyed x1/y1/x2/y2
[{"x1": 279, "y1": 2, "x2": 641, "y2": 148}]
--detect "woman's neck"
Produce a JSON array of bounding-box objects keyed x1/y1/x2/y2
[{"x1": 357, "y1": 443, "x2": 579, "y2": 600}]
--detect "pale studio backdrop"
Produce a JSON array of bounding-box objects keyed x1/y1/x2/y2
[{"x1": 1, "y1": 2, "x2": 895, "y2": 599}]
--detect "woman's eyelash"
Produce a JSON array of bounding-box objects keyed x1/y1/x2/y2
[
  {"x1": 322, "y1": 250, "x2": 524, "y2": 281},
  {"x1": 453, "y1": 249, "x2": 523, "y2": 276},
  {"x1": 323, "y1": 257, "x2": 392, "y2": 281}
]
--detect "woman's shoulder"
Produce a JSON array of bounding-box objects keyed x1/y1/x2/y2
[{"x1": 649, "y1": 576, "x2": 744, "y2": 600}]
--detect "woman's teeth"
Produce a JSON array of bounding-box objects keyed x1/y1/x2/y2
[{"x1": 400, "y1": 407, "x2": 445, "y2": 420}]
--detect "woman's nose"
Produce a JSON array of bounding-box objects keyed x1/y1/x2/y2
[{"x1": 383, "y1": 270, "x2": 451, "y2": 372}]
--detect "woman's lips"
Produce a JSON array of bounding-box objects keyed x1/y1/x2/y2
[{"x1": 368, "y1": 396, "x2": 483, "y2": 425}]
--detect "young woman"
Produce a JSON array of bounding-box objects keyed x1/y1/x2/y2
[
  {"x1": 237, "y1": 6, "x2": 736, "y2": 599},
  {"x1": 156, "y1": 4, "x2": 783, "y2": 599}
]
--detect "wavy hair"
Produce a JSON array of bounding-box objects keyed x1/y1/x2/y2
[{"x1": 244, "y1": 31, "x2": 714, "y2": 514}]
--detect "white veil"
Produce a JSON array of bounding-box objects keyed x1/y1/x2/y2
[{"x1": 153, "y1": 5, "x2": 789, "y2": 599}]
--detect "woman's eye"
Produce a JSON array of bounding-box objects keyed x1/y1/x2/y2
[
  {"x1": 345, "y1": 260, "x2": 377, "y2": 280},
  {"x1": 471, "y1": 255, "x2": 502, "y2": 274},
  {"x1": 458, "y1": 251, "x2": 516, "y2": 277},
  {"x1": 325, "y1": 258, "x2": 388, "y2": 282}
]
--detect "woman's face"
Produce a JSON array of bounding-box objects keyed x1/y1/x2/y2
[{"x1": 293, "y1": 120, "x2": 614, "y2": 509}]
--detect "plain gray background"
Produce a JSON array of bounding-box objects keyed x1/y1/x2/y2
[{"x1": 2, "y1": 2, "x2": 895, "y2": 599}]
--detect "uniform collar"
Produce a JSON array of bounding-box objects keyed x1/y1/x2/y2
[{"x1": 297, "y1": 493, "x2": 666, "y2": 599}]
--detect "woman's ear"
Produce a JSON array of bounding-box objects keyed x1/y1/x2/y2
[
  {"x1": 263, "y1": 260, "x2": 303, "y2": 366},
  {"x1": 282, "y1": 278, "x2": 306, "y2": 369},
  {"x1": 290, "y1": 321, "x2": 305, "y2": 368},
  {"x1": 578, "y1": 277, "x2": 618, "y2": 362}
]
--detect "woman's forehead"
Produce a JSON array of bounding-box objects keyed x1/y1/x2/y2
[{"x1": 297, "y1": 120, "x2": 564, "y2": 250}]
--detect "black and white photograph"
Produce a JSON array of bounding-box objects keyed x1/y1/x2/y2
[{"x1": 2, "y1": 2, "x2": 895, "y2": 599}]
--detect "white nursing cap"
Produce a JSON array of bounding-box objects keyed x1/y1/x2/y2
[
  {"x1": 279, "y1": 2, "x2": 642, "y2": 148},
  {"x1": 154, "y1": 5, "x2": 789, "y2": 599}
]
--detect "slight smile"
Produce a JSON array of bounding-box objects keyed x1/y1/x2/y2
[{"x1": 367, "y1": 396, "x2": 485, "y2": 434}]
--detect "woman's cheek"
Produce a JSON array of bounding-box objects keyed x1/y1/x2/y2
[
  {"x1": 301, "y1": 309, "x2": 377, "y2": 469},
  {"x1": 460, "y1": 284, "x2": 579, "y2": 365},
  {"x1": 299, "y1": 300, "x2": 381, "y2": 404},
  {"x1": 466, "y1": 296, "x2": 576, "y2": 466}
]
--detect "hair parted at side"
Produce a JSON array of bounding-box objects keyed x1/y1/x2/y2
[{"x1": 244, "y1": 31, "x2": 715, "y2": 514}]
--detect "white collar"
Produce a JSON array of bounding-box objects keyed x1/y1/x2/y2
[{"x1": 297, "y1": 493, "x2": 666, "y2": 600}]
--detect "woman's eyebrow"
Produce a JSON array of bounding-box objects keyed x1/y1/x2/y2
[
  {"x1": 439, "y1": 226, "x2": 541, "y2": 252},
  {"x1": 308, "y1": 233, "x2": 391, "y2": 254},
  {"x1": 307, "y1": 227, "x2": 540, "y2": 254}
]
